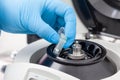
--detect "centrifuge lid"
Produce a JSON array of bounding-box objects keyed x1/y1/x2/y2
[{"x1": 72, "y1": 0, "x2": 120, "y2": 38}]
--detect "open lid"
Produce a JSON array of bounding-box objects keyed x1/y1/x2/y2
[{"x1": 72, "y1": 0, "x2": 120, "y2": 38}]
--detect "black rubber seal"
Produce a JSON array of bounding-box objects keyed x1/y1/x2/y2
[
  {"x1": 104, "y1": 0, "x2": 120, "y2": 10},
  {"x1": 47, "y1": 40, "x2": 106, "y2": 66}
]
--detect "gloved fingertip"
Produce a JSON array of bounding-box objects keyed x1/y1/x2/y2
[
  {"x1": 63, "y1": 38, "x2": 74, "y2": 48},
  {"x1": 49, "y1": 33, "x2": 59, "y2": 44}
]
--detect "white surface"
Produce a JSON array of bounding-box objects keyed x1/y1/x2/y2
[
  {"x1": 14, "y1": 39, "x2": 50, "y2": 62},
  {"x1": 0, "y1": 31, "x2": 27, "y2": 54},
  {"x1": 4, "y1": 63, "x2": 79, "y2": 80}
]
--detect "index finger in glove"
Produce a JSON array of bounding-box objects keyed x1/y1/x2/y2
[{"x1": 46, "y1": 0, "x2": 76, "y2": 48}]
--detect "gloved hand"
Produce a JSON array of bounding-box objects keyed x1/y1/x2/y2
[{"x1": 0, "y1": 0, "x2": 76, "y2": 48}]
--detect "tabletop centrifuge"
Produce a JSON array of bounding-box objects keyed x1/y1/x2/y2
[{"x1": 4, "y1": 0, "x2": 120, "y2": 80}]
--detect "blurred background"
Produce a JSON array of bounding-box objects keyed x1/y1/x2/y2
[{"x1": 0, "y1": 31, "x2": 27, "y2": 54}]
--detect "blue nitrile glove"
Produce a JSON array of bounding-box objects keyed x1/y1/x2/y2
[{"x1": 0, "y1": 0, "x2": 76, "y2": 48}]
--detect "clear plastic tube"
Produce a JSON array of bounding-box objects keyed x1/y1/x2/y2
[{"x1": 53, "y1": 27, "x2": 66, "y2": 55}]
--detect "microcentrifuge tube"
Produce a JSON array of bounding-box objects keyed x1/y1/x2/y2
[{"x1": 53, "y1": 27, "x2": 66, "y2": 55}]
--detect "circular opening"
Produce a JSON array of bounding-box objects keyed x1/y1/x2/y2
[{"x1": 47, "y1": 40, "x2": 106, "y2": 66}]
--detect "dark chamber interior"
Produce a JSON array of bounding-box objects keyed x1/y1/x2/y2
[{"x1": 31, "y1": 40, "x2": 117, "y2": 80}]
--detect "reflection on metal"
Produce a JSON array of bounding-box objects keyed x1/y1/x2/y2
[
  {"x1": 86, "y1": 32, "x2": 120, "y2": 43},
  {"x1": 68, "y1": 41, "x2": 86, "y2": 60}
]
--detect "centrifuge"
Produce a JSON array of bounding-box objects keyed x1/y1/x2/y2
[{"x1": 4, "y1": 0, "x2": 120, "y2": 80}]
